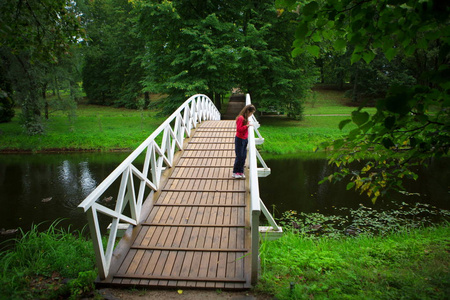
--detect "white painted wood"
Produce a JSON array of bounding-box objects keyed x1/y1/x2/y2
[
  {"x1": 78, "y1": 94, "x2": 220, "y2": 279},
  {"x1": 246, "y1": 93, "x2": 281, "y2": 285},
  {"x1": 259, "y1": 226, "x2": 284, "y2": 241}
]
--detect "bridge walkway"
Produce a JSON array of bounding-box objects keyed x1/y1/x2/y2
[{"x1": 100, "y1": 120, "x2": 252, "y2": 289}]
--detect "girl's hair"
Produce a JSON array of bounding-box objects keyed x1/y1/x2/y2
[{"x1": 237, "y1": 104, "x2": 256, "y2": 125}]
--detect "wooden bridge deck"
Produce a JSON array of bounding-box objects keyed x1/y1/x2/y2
[{"x1": 100, "y1": 120, "x2": 252, "y2": 289}]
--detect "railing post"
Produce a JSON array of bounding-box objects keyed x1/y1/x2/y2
[
  {"x1": 86, "y1": 206, "x2": 108, "y2": 279},
  {"x1": 251, "y1": 209, "x2": 260, "y2": 285}
]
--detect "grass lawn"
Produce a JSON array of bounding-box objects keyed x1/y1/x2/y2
[
  {"x1": 0, "y1": 105, "x2": 165, "y2": 151},
  {"x1": 303, "y1": 89, "x2": 377, "y2": 115},
  {"x1": 258, "y1": 225, "x2": 450, "y2": 299},
  {"x1": 257, "y1": 115, "x2": 353, "y2": 153},
  {"x1": 0, "y1": 88, "x2": 367, "y2": 153}
]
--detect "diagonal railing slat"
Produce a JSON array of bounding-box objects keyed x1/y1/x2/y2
[{"x1": 78, "y1": 94, "x2": 220, "y2": 279}]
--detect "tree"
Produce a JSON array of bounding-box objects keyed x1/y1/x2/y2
[
  {"x1": 238, "y1": 1, "x2": 318, "y2": 119},
  {"x1": 0, "y1": 0, "x2": 83, "y2": 134},
  {"x1": 137, "y1": 0, "x2": 317, "y2": 117},
  {"x1": 278, "y1": 0, "x2": 450, "y2": 201},
  {"x1": 137, "y1": 0, "x2": 242, "y2": 113},
  {"x1": 79, "y1": 0, "x2": 145, "y2": 108}
]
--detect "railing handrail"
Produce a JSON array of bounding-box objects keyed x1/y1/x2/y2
[
  {"x1": 247, "y1": 94, "x2": 261, "y2": 213},
  {"x1": 78, "y1": 94, "x2": 219, "y2": 212},
  {"x1": 246, "y1": 94, "x2": 261, "y2": 285},
  {"x1": 77, "y1": 94, "x2": 220, "y2": 279}
]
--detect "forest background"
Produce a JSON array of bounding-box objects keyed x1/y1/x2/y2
[
  {"x1": 1, "y1": 0, "x2": 448, "y2": 200},
  {"x1": 1, "y1": 1, "x2": 449, "y2": 299}
]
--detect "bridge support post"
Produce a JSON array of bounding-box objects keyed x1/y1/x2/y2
[{"x1": 251, "y1": 209, "x2": 261, "y2": 285}]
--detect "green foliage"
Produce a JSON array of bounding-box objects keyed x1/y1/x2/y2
[
  {"x1": 137, "y1": 0, "x2": 241, "y2": 114},
  {"x1": 279, "y1": 0, "x2": 450, "y2": 200},
  {"x1": 0, "y1": 0, "x2": 84, "y2": 134},
  {"x1": 137, "y1": 0, "x2": 316, "y2": 117},
  {"x1": 258, "y1": 224, "x2": 450, "y2": 299},
  {"x1": 80, "y1": 0, "x2": 145, "y2": 108},
  {"x1": 277, "y1": 202, "x2": 450, "y2": 238},
  {"x1": 0, "y1": 88, "x2": 15, "y2": 123},
  {"x1": 0, "y1": 220, "x2": 97, "y2": 299},
  {"x1": 67, "y1": 270, "x2": 97, "y2": 300}
]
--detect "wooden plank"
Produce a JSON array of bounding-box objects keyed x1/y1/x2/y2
[
  {"x1": 130, "y1": 246, "x2": 248, "y2": 252},
  {"x1": 98, "y1": 120, "x2": 254, "y2": 289},
  {"x1": 154, "y1": 203, "x2": 246, "y2": 207},
  {"x1": 161, "y1": 189, "x2": 245, "y2": 193},
  {"x1": 141, "y1": 223, "x2": 246, "y2": 227},
  {"x1": 113, "y1": 274, "x2": 246, "y2": 283}
]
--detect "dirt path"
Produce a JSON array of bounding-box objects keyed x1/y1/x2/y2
[{"x1": 97, "y1": 288, "x2": 273, "y2": 300}]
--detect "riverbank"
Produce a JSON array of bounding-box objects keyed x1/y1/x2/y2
[
  {"x1": 0, "y1": 89, "x2": 371, "y2": 153},
  {"x1": 1, "y1": 221, "x2": 449, "y2": 299},
  {"x1": 0, "y1": 105, "x2": 165, "y2": 153}
]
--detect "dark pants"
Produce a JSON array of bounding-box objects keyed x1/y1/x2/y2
[{"x1": 233, "y1": 136, "x2": 248, "y2": 174}]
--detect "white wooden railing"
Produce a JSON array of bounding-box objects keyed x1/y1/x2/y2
[
  {"x1": 78, "y1": 94, "x2": 220, "y2": 279},
  {"x1": 246, "y1": 94, "x2": 282, "y2": 285}
]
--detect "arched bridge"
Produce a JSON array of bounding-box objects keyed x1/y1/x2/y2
[{"x1": 78, "y1": 94, "x2": 282, "y2": 289}]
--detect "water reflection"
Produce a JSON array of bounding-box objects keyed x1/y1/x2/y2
[
  {"x1": 0, "y1": 152, "x2": 448, "y2": 239},
  {"x1": 0, "y1": 153, "x2": 129, "y2": 235},
  {"x1": 259, "y1": 154, "x2": 450, "y2": 217}
]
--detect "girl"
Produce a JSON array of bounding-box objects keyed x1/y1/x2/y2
[{"x1": 232, "y1": 104, "x2": 256, "y2": 179}]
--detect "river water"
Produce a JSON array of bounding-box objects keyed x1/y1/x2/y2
[{"x1": 0, "y1": 152, "x2": 448, "y2": 238}]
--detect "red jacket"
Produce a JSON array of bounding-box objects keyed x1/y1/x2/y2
[{"x1": 236, "y1": 115, "x2": 249, "y2": 139}]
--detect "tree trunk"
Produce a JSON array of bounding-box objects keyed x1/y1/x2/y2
[
  {"x1": 144, "y1": 91, "x2": 150, "y2": 107},
  {"x1": 42, "y1": 84, "x2": 49, "y2": 120},
  {"x1": 214, "y1": 92, "x2": 221, "y2": 110},
  {"x1": 352, "y1": 65, "x2": 359, "y2": 103}
]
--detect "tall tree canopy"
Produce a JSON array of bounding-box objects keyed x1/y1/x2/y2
[
  {"x1": 80, "y1": 0, "x2": 146, "y2": 108},
  {"x1": 278, "y1": 0, "x2": 450, "y2": 201},
  {"x1": 137, "y1": 0, "x2": 317, "y2": 116},
  {"x1": 0, "y1": 0, "x2": 83, "y2": 133}
]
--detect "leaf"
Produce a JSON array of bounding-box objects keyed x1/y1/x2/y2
[
  {"x1": 348, "y1": 128, "x2": 360, "y2": 140},
  {"x1": 295, "y1": 22, "x2": 309, "y2": 40},
  {"x1": 292, "y1": 47, "x2": 304, "y2": 57},
  {"x1": 333, "y1": 38, "x2": 346, "y2": 52},
  {"x1": 275, "y1": 0, "x2": 297, "y2": 9},
  {"x1": 303, "y1": 1, "x2": 319, "y2": 16},
  {"x1": 382, "y1": 137, "x2": 395, "y2": 149},
  {"x1": 362, "y1": 51, "x2": 376, "y2": 64},
  {"x1": 351, "y1": 52, "x2": 362, "y2": 64},
  {"x1": 306, "y1": 45, "x2": 320, "y2": 58},
  {"x1": 385, "y1": 47, "x2": 397, "y2": 61},
  {"x1": 346, "y1": 182, "x2": 355, "y2": 190},
  {"x1": 333, "y1": 139, "x2": 344, "y2": 149},
  {"x1": 339, "y1": 119, "x2": 351, "y2": 130},
  {"x1": 351, "y1": 111, "x2": 369, "y2": 126},
  {"x1": 384, "y1": 116, "x2": 396, "y2": 130}
]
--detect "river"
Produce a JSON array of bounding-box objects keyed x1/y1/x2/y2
[{"x1": 0, "y1": 152, "x2": 448, "y2": 238}]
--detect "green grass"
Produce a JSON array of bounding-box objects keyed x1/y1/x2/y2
[
  {"x1": 257, "y1": 224, "x2": 450, "y2": 300},
  {"x1": 257, "y1": 116, "x2": 355, "y2": 153},
  {"x1": 0, "y1": 105, "x2": 165, "y2": 152},
  {"x1": 0, "y1": 220, "x2": 97, "y2": 299},
  {"x1": 254, "y1": 88, "x2": 377, "y2": 154},
  {"x1": 0, "y1": 89, "x2": 368, "y2": 153},
  {"x1": 303, "y1": 89, "x2": 376, "y2": 115}
]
